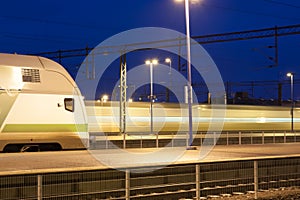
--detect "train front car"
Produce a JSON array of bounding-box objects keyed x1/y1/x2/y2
[{"x1": 0, "y1": 53, "x2": 88, "y2": 152}]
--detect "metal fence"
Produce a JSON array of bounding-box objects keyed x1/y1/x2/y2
[
  {"x1": 1, "y1": 157, "x2": 299, "y2": 200},
  {"x1": 89, "y1": 131, "x2": 300, "y2": 149}
]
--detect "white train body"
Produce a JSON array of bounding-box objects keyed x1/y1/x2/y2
[{"x1": 0, "y1": 53, "x2": 88, "y2": 152}]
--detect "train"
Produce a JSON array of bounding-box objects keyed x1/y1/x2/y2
[
  {"x1": 0, "y1": 53, "x2": 88, "y2": 152},
  {"x1": 1, "y1": 53, "x2": 298, "y2": 152},
  {"x1": 86, "y1": 101, "x2": 300, "y2": 133}
]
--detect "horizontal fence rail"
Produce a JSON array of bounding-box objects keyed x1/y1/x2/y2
[
  {"x1": 0, "y1": 157, "x2": 299, "y2": 200},
  {"x1": 89, "y1": 131, "x2": 300, "y2": 149}
]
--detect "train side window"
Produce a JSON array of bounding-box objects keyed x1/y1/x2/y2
[{"x1": 64, "y1": 98, "x2": 74, "y2": 112}]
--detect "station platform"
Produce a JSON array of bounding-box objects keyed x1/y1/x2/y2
[{"x1": 0, "y1": 143, "x2": 300, "y2": 175}]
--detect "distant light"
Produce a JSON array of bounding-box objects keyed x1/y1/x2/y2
[
  {"x1": 287, "y1": 72, "x2": 293, "y2": 77},
  {"x1": 165, "y1": 58, "x2": 171, "y2": 63},
  {"x1": 101, "y1": 94, "x2": 109, "y2": 102},
  {"x1": 145, "y1": 59, "x2": 159, "y2": 65},
  {"x1": 152, "y1": 59, "x2": 158, "y2": 65},
  {"x1": 174, "y1": 0, "x2": 202, "y2": 4},
  {"x1": 128, "y1": 98, "x2": 133, "y2": 102}
]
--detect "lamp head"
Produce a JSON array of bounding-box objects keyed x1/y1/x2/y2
[
  {"x1": 152, "y1": 59, "x2": 159, "y2": 65},
  {"x1": 287, "y1": 72, "x2": 293, "y2": 77},
  {"x1": 175, "y1": 0, "x2": 202, "y2": 4},
  {"x1": 165, "y1": 58, "x2": 171, "y2": 63}
]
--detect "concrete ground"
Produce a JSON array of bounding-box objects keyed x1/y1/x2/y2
[{"x1": 0, "y1": 143, "x2": 299, "y2": 175}]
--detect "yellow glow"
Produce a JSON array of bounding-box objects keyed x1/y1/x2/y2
[
  {"x1": 165, "y1": 58, "x2": 171, "y2": 63},
  {"x1": 145, "y1": 59, "x2": 159, "y2": 65},
  {"x1": 101, "y1": 95, "x2": 109, "y2": 102},
  {"x1": 152, "y1": 59, "x2": 159, "y2": 65},
  {"x1": 175, "y1": 0, "x2": 201, "y2": 4},
  {"x1": 287, "y1": 72, "x2": 293, "y2": 77}
]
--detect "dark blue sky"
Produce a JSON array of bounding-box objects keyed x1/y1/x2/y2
[
  {"x1": 1, "y1": 0, "x2": 300, "y2": 100},
  {"x1": 1, "y1": 0, "x2": 299, "y2": 50}
]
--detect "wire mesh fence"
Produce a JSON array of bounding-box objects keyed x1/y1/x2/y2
[{"x1": 0, "y1": 157, "x2": 299, "y2": 200}]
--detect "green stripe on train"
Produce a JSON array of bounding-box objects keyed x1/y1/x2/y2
[{"x1": 2, "y1": 124, "x2": 88, "y2": 132}]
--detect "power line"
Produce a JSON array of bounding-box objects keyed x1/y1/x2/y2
[
  {"x1": 34, "y1": 24, "x2": 300, "y2": 58},
  {"x1": 201, "y1": 2, "x2": 300, "y2": 22},
  {"x1": 0, "y1": 15, "x2": 120, "y2": 31},
  {"x1": 263, "y1": 0, "x2": 300, "y2": 9}
]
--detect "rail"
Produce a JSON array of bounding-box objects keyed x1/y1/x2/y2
[{"x1": 89, "y1": 131, "x2": 300, "y2": 149}]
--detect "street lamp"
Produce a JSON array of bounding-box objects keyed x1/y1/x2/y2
[
  {"x1": 287, "y1": 72, "x2": 294, "y2": 132},
  {"x1": 145, "y1": 59, "x2": 159, "y2": 135},
  {"x1": 175, "y1": 0, "x2": 200, "y2": 149},
  {"x1": 165, "y1": 58, "x2": 172, "y2": 74},
  {"x1": 165, "y1": 58, "x2": 172, "y2": 102},
  {"x1": 101, "y1": 94, "x2": 109, "y2": 102}
]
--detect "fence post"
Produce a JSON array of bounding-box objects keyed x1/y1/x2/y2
[
  {"x1": 262, "y1": 131, "x2": 264, "y2": 144},
  {"x1": 123, "y1": 133, "x2": 126, "y2": 149},
  {"x1": 156, "y1": 133, "x2": 159, "y2": 148},
  {"x1": 200, "y1": 132, "x2": 202, "y2": 145},
  {"x1": 37, "y1": 175, "x2": 42, "y2": 200},
  {"x1": 186, "y1": 132, "x2": 189, "y2": 147},
  {"x1": 226, "y1": 132, "x2": 229, "y2": 145},
  {"x1": 196, "y1": 164, "x2": 200, "y2": 200},
  {"x1": 125, "y1": 170, "x2": 130, "y2": 200},
  {"x1": 106, "y1": 136, "x2": 108, "y2": 149},
  {"x1": 172, "y1": 132, "x2": 174, "y2": 148},
  {"x1": 254, "y1": 161, "x2": 258, "y2": 200},
  {"x1": 239, "y1": 131, "x2": 241, "y2": 145},
  {"x1": 213, "y1": 132, "x2": 216, "y2": 145},
  {"x1": 284, "y1": 131, "x2": 286, "y2": 143}
]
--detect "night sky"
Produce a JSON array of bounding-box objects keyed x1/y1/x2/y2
[{"x1": 1, "y1": 0, "x2": 300, "y2": 101}]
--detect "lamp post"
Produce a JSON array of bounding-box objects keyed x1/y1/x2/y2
[
  {"x1": 165, "y1": 58, "x2": 172, "y2": 102},
  {"x1": 101, "y1": 94, "x2": 109, "y2": 106},
  {"x1": 176, "y1": 0, "x2": 198, "y2": 149},
  {"x1": 287, "y1": 72, "x2": 294, "y2": 132},
  {"x1": 165, "y1": 58, "x2": 172, "y2": 74},
  {"x1": 146, "y1": 59, "x2": 158, "y2": 135}
]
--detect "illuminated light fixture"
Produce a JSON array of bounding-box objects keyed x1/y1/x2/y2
[
  {"x1": 175, "y1": 0, "x2": 202, "y2": 4},
  {"x1": 145, "y1": 59, "x2": 159, "y2": 136},
  {"x1": 165, "y1": 58, "x2": 172, "y2": 74},
  {"x1": 101, "y1": 94, "x2": 109, "y2": 102},
  {"x1": 287, "y1": 72, "x2": 294, "y2": 132}
]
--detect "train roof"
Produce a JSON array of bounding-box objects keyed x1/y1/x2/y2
[
  {"x1": 0, "y1": 53, "x2": 68, "y2": 76},
  {"x1": 0, "y1": 53, "x2": 78, "y2": 93}
]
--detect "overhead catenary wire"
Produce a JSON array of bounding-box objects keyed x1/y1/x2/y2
[{"x1": 263, "y1": 0, "x2": 300, "y2": 9}]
